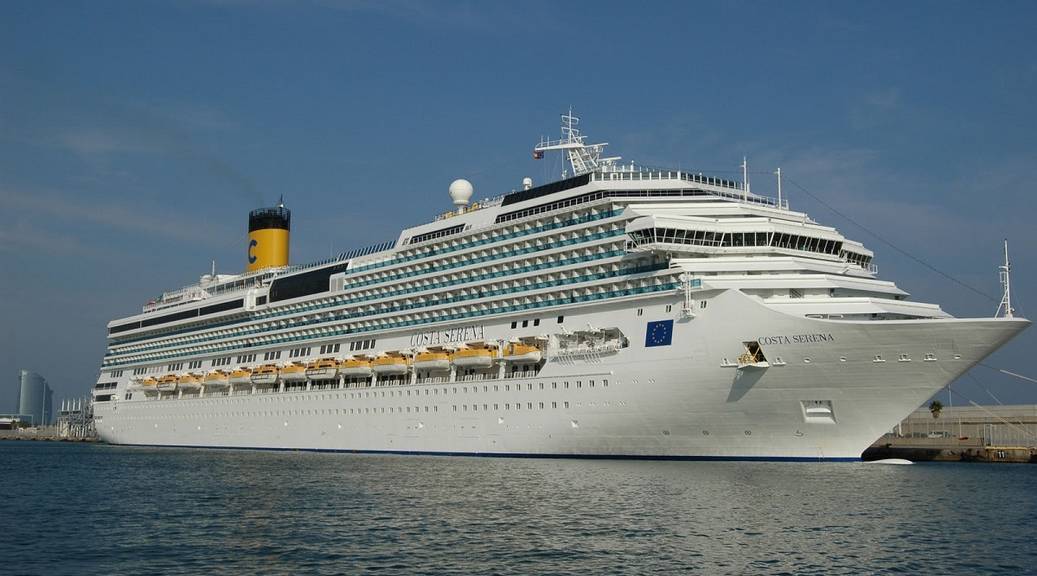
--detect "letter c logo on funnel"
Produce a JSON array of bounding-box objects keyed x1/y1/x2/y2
[{"x1": 248, "y1": 239, "x2": 258, "y2": 263}]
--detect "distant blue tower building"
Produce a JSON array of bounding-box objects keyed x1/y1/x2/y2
[{"x1": 18, "y1": 370, "x2": 53, "y2": 426}]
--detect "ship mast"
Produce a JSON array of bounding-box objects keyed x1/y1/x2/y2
[
  {"x1": 996, "y1": 239, "x2": 1014, "y2": 319},
  {"x1": 533, "y1": 108, "x2": 620, "y2": 178}
]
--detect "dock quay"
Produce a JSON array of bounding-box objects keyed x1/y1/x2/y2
[
  {"x1": 0, "y1": 427, "x2": 98, "y2": 442},
  {"x1": 0, "y1": 396, "x2": 98, "y2": 442},
  {"x1": 864, "y1": 404, "x2": 1037, "y2": 463}
]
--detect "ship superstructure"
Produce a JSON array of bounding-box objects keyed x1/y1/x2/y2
[{"x1": 91, "y1": 113, "x2": 1029, "y2": 460}]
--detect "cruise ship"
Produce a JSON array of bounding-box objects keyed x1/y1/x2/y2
[{"x1": 91, "y1": 113, "x2": 1029, "y2": 460}]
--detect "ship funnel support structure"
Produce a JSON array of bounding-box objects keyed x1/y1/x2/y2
[{"x1": 247, "y1": 200, "x2": 291, "y2": 272}]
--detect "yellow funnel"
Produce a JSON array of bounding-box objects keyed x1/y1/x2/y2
[{"x1": 247, "y1": 204, "x2": 291, "y2": 272}]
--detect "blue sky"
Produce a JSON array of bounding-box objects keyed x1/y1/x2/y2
[{"x1": 3, "y1": 1, "x2": 1036, "y2": 408}]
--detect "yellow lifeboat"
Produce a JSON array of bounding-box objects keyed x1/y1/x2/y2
[
  {"x1": 503, "y1": 343, "x2": 542, "y2": 364},
  {"x1": 178, "y1": 373, "x2": 203, "y2": 391},
  {"x1": 452, "y1": 346, "x2": 497, "y2": 369},
  {"x1": 413, "y1": 351, "x2": 451, "y2": 371},
  {"x1": 372, "y1": 354, "x2": 409, "y2": 375},
  {"x1": 280, "y1": 362, "x2": 308, "y2": 383},
  {"x1": 229, "y1": 367, "x2": 252, "y2": 386},
  {"x1": 156, "y1": 374, "x2": 179, "y2": 393},
  {"x1": 204, "y1": 370, "x2": 230, "y2": 387},
  {"x1": 250, "y1": 364, "x2": 280, "y2": 386},
  {"x1": 340, "y1": 357, "x2": 373, "y2": 377},
  {"x1": 305, "y1": 357, "x2": 340, "y2": 380},
  {"x1": 140, "y1": 377, "x2": 158, "y2": 390}
]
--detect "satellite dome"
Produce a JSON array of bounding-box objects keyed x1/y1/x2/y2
[{"x1": 448, "y1": 179, "x2": 474, "y2": 207}]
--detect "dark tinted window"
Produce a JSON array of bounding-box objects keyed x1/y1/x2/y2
[
  {"x1": 500, "y1": 174, "x2": 590, "y2": 207},
  {"x1": 269, "y1": 263, "x2": 350, "y2": 303}
]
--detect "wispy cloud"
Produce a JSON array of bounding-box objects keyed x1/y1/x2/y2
[
  {"x1": 57, "y1": 128, "x2": 159, "y2": 157},
  {"x1": 2, "y1": 186, "x2": 226, "y2": 246},
  {"x1": 194, "y1": 0, "x2": 558, "y2": 33},
  {"x1": 0, "y1": 220, "x2": 107, "y2": 259},
  {"x1": 866, "y1": 87, "x2": 901, "y2": 111},
  {"x1": 850, "y1": 86, "x2": 903, "y2": 130}
]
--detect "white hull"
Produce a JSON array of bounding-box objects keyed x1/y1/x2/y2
[{"x1": 94, "y1": 292, "x2": 1028, "y2": 459}]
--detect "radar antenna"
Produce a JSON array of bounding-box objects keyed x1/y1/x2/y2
[
  {"x1": 995, "y1": 239, "x2": 1014, "y2": 319},
  {"x1": 533, "y1": 108, "x2": 620, "y2": 178}
]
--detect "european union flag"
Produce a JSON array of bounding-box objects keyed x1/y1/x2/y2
[{"x1": 645, "y1": 320, "x2": 673, "y2": 347}]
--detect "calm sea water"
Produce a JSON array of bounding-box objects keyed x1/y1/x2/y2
[{"x1": 1, "y1": 441, "x2": 1035, "y2": 575}]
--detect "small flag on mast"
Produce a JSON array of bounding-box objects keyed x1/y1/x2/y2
[{"x1": 533, "y1": 150, "x2": 544, "y2": 160}]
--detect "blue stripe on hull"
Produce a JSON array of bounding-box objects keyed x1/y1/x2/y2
[{"x1": 105, "y1": 442, "x2": 861, "y2": 462}]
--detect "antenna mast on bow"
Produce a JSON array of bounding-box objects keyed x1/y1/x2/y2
[{"x1": 996, "y1": 240, "x2": 1014, "y2": 319}]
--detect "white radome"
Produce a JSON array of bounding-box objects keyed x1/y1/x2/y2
[{"x1": 448, "y1": 178, "x2": 474, "y2": 207}]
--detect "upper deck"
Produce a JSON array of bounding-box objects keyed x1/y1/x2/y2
[{"x1": 104, "y1": 112, "x2": 884, "y2": 350}]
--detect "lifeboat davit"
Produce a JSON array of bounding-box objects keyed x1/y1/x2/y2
[
  {"x1": 413, "y1": 351, "x2": 451, "y2": 371},
  {"x1": 204, "y1": 370, "x2": 230, "y2": 387},
  {"x1": 340, "y1": 357, "x2": 373, "y2": 377},
  {"x1": 178, "y1": 373, "x2": 203, "y2": 391},
  {"x1": 280, "y1": 362, "x2": 308, "y2": 383},
  {"x1": 503, "y1": 343, "x2": 542, "y2": 364},
  {"x1": 305, "y1": 358, "x2": 340, "y2": 380},
  {"x1": 229, "y1": 368, "x2": 252, "y2": 386},
  {"x1": 250, "y1": 364, "x2": 280, "y2": 386},
  {"x1": 452, "y1": 346, "x2": 496, "y2": 368},
  {"x1": 372, "y1": 355, "x2": 409, "y2": 375},
  {"x1": 156, "y1": 374, "x2": 179, "y2": 393}
]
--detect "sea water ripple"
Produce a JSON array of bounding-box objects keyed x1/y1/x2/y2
[{"x1": 2, "y1": 442, "x2": 1036, "y2": 575}]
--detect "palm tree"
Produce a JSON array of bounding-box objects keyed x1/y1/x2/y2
[{"x1": 929, "y1": 400, "x2": 943, "y2": 419}]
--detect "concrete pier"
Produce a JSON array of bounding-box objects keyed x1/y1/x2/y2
[{"x1": 864, "y1": 404, "x2": 1037, "y2": 463}]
